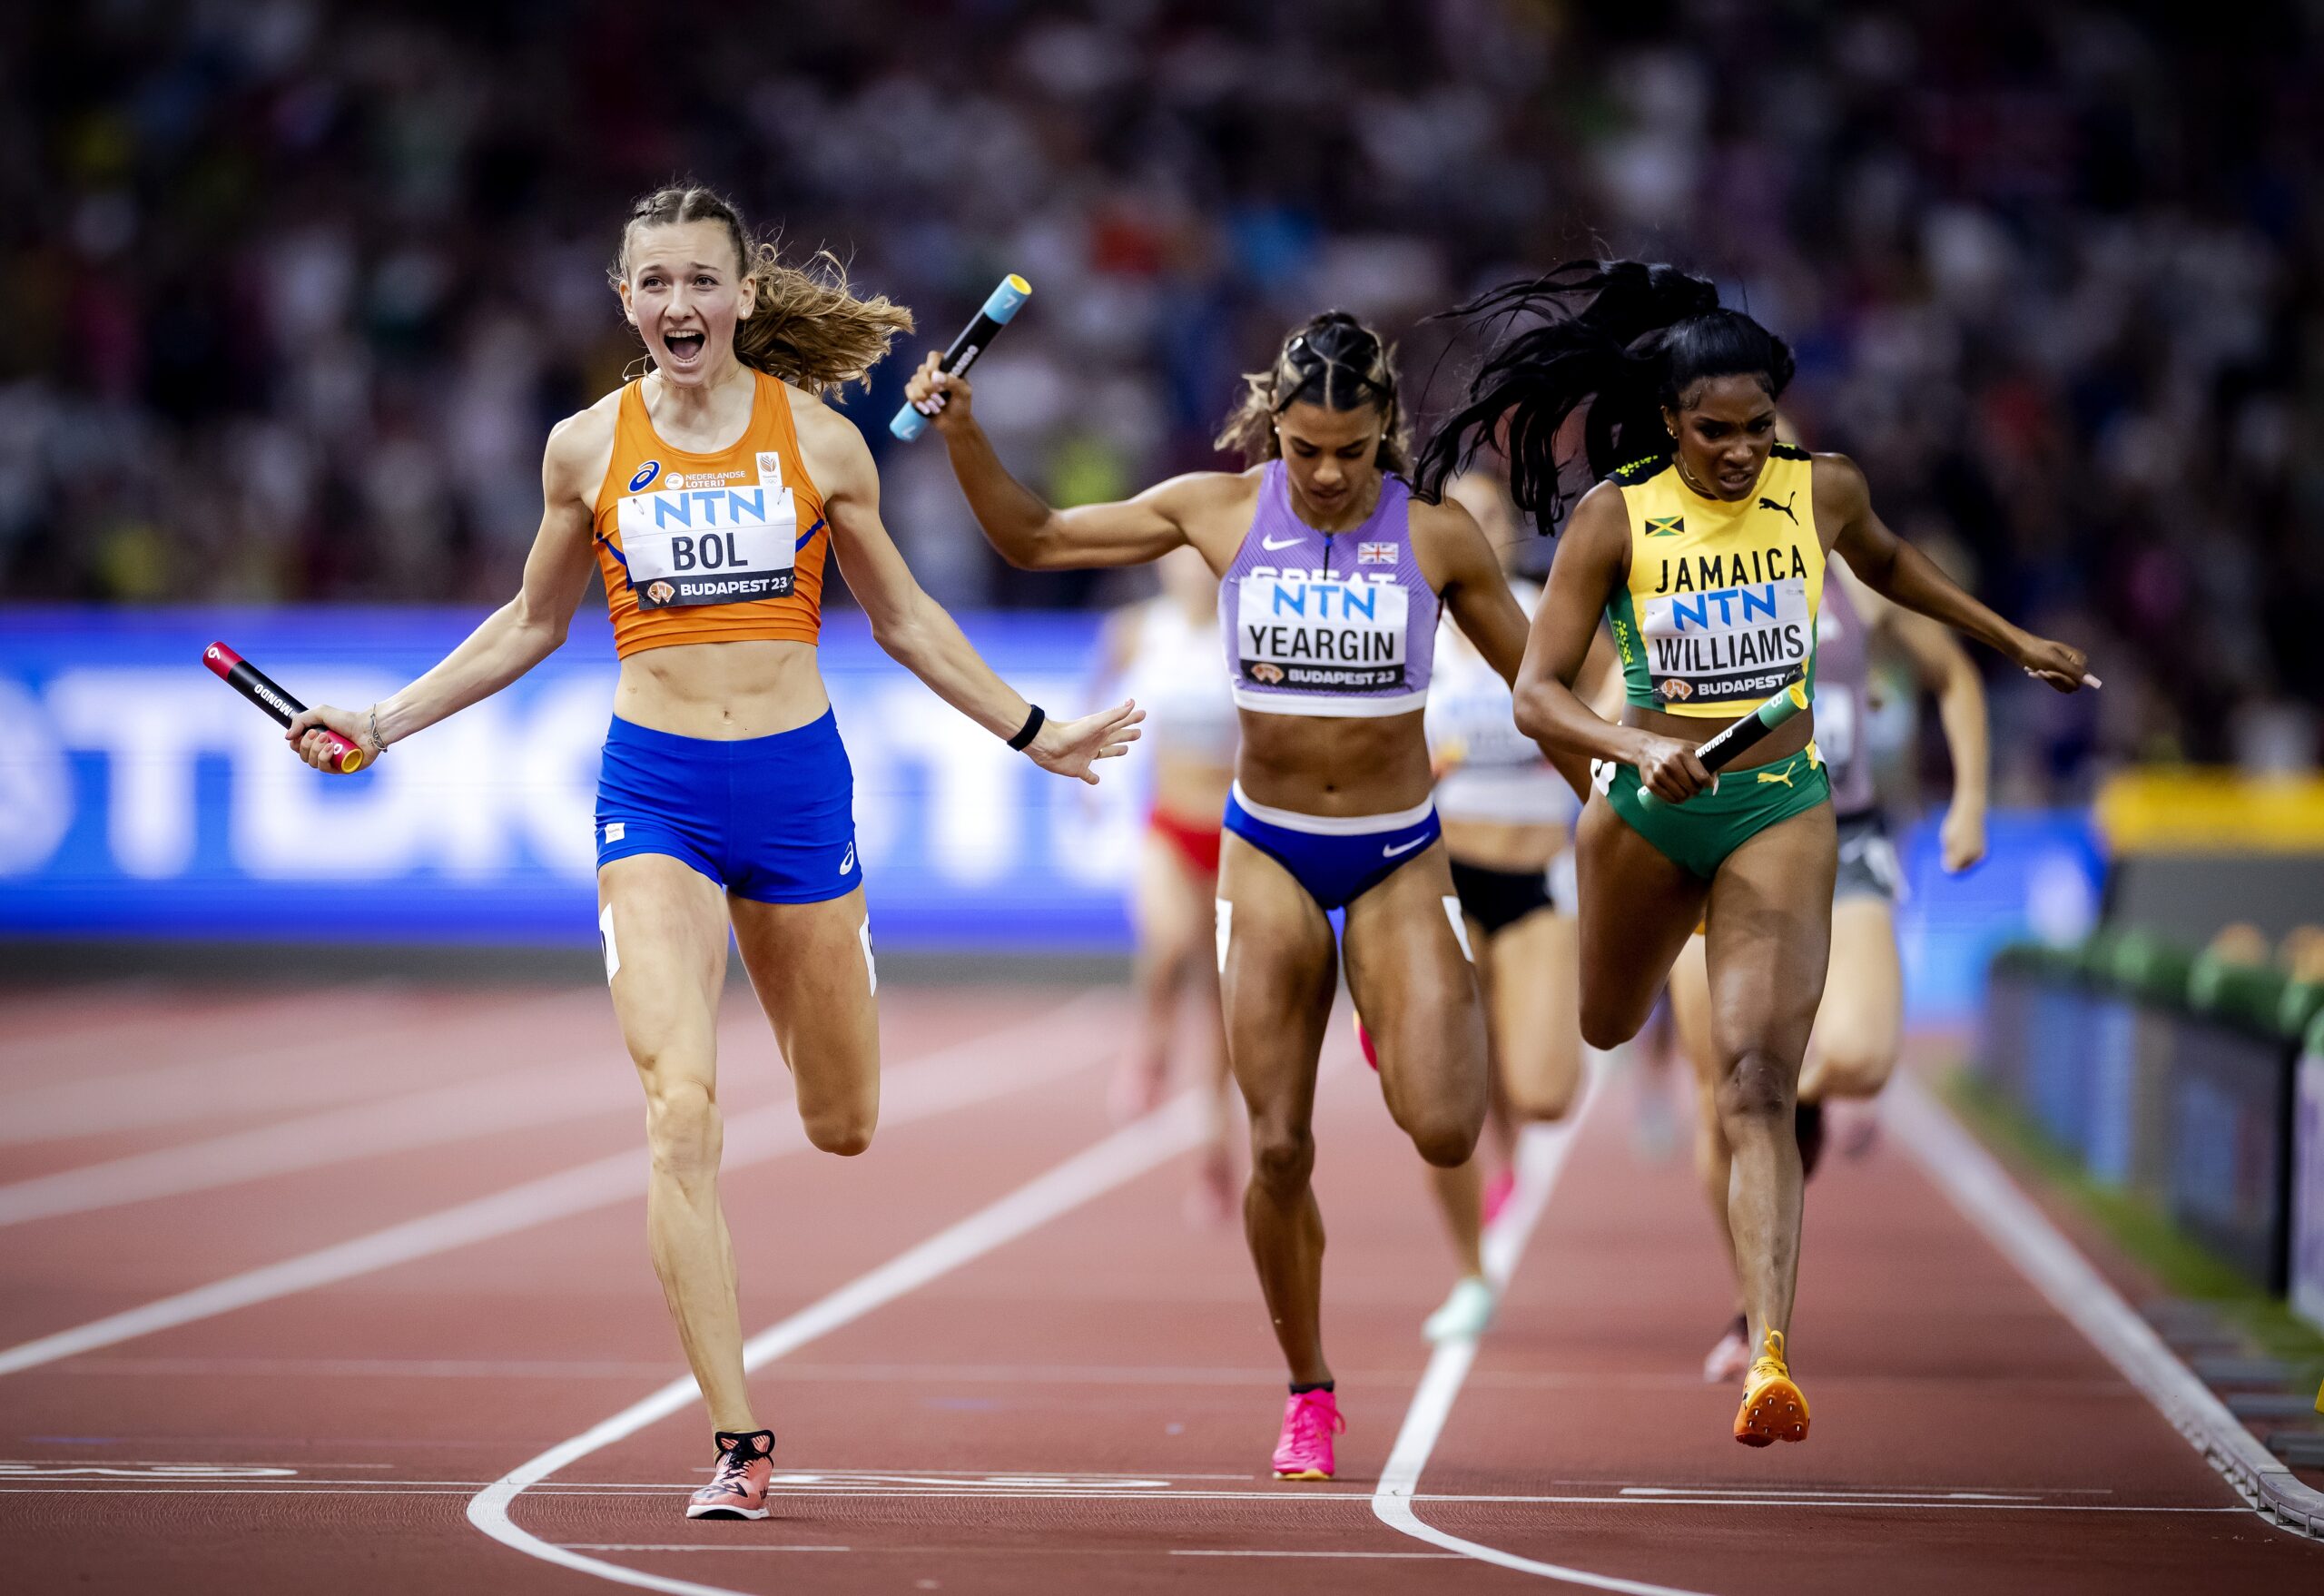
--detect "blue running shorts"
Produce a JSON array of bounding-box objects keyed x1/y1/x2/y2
[
  {"x1": 1222, "y1": 783, "x2": 1441, "y2": 911},
  {"x1": 596, "y1": 709, "x2": 862, "y2": 904}
]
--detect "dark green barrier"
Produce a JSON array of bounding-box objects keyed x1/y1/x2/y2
[{"x1": 1983, "y1": 935, "x2": 2309, "y2": 1294}]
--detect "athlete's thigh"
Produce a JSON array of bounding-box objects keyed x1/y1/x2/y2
[
  {"x1": 728, "y1": 886, "x2": 880, "y2": 1123},
  {"x1": 1133, "y1": 831, "x2": 1206, "y2": 970},
  {"x1": 1216, "y1": 833, "x2": 1338, "y2": 1122},
  {"x1": 1489, "y1": 908, "x2": 1581, "y2": 1112},
  {"x1": 1700, "y1": 803, "x2": 1837, "y2": 1069},
  {"x1": 1667, "y1": 931, "x2": 1719, "y2": 1090},
  {"x1": 1574, "y1": 793, "x2": 1712, "y2": 1042},
  {"x1": 1340, "y1": 845, "x2": 1486, "y2": 1128},
  {"x1": 598, "y1": 853, "x2": 732, "y2": 1089},
  {"x1": 1809, "y1": 895, "x2": 1903, "y2": 1075}
]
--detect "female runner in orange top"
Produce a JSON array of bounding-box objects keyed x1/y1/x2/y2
[{"x1": 289, "y1": 185, "x2": 1140, "y2": 1521}]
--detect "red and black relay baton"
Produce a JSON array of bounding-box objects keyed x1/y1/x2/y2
[{"x1": 202, "y1": 642, "x2": 368, "y2": 773}]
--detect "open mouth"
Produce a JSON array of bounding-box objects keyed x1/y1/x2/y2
[{"x1": 663, "y1": 331, "x2": 706, "y2": 365}]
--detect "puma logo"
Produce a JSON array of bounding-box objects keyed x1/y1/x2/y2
[
  {"x1": 1755, "y1": 762, "x2": 1797, "y2": 789},
  {"x1": 1758, "y1": 492, "x2": 1799, "y2": 525}
]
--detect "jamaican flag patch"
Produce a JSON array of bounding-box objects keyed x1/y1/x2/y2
[{"x1": 1646, "y1": 516, "x2": 1684, "y2": 537}]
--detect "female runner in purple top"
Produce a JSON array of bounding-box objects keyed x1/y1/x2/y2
[{"x1": 906, "y1": 313, "x2": 1579, "y2": 1482}]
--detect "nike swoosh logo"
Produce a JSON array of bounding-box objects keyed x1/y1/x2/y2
[
  {"x1": 1261, "y1": 535, "x2": 1303, "y2": 550},
  {"x1": 1382, "y1": 836, "x2": 1429, "y2": 858}
]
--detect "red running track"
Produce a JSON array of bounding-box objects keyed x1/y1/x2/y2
[{"x1": 0, "y1": 979, "x2": 2316, "y2": 1594}]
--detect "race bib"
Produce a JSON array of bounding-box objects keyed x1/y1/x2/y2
[
  {"x1": 1236, "y1": 575, "x2": 1408, "y2": 693},
  {"x1": 615, "y1": 481, "x2": 798, "y2": 610},
  {"x1": 1640, "y1": 576, "x2": 1810, "y2": 704}
]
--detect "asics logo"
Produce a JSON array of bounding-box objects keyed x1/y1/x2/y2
[
  {"x1": 1382, "y1": 835, "x2": 1429, "y2": 858},
  {"x1": 1260, "y1": 534, "x2": 1304, "y2": 550},
  {"x1": 839, "y1": 841, "x2": 856, "y2": 875}
]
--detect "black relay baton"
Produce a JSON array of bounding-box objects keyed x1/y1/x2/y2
[
  {"x1": 203, "y1": 641, "x2": 368, "y2": 773},
  {"x1": 891, "y1": 274, "x2": 1031, "y2": 441},
  {"x1": 1639, "y1": 677, "x2": 1808, "y2": 807}
]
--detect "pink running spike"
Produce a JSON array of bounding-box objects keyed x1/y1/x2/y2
[
  {"x1": 1271, "y1": 1388, "x2": 1345, "y2": 1481},
  {"x1": 1481, "y1": 1167, "x2": 1517, "y2": 1226},
  {"x1": 686, "y1": 1429, "x2": 773, "y2": 1520}
]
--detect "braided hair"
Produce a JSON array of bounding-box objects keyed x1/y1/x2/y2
[
  {"x1": 1214, "y1": 310, "x2": 1411, "y2": 474},
  {"x1": 1413, "y1": 261, "x2": 1795, "y2": 527}
]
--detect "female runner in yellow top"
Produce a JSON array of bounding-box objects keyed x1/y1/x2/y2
[
  {"x1": 1419, "y1": 260, "x2": 2093, "y2": 1446},
  {"x1": 287, "y1": 185, "x2": 1139, "y2": 1520}
]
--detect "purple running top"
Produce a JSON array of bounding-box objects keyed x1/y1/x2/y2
[{"x1": 1218, "y1": 460, "x2": 1439, "y2": 718}]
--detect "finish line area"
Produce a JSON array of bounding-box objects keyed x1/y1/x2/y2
[{"x1": 0, "y1": 980, "x2": 2310, "y2": 1595}]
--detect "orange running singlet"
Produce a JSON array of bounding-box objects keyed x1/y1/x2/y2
[{"x1": 591, "y1": 369, "x2": 829, "y2": 658}]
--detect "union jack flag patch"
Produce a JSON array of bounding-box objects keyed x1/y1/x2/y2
[{"x1": 1358, "y1": 541, "x2": 1396, "y2": 566}]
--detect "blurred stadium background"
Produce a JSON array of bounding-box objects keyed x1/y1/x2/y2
[{"x1": 1, "y1": 2, "x2": 2320, "y2": 1337}]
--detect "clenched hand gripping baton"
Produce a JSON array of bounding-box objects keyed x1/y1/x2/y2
[
  {"x1": 203, "y1": 642, "x2": 368, "y2": 773},
  {"x1": 1639, "y1": 678, "x2": 1808, "y2": 807},
  {"x1": 890, "y1": 274, "x2": 1032, "y2": 441}
]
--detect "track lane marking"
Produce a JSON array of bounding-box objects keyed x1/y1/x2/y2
[
  {"x1": 0, "y1": 990, "x2": 578, "y2": 1147},
  {"x1": 1371, "y1": 1063, "x2": 1721, "y2": 1596},
  {"x1": 1887, "y1": 1072, "x2": 2324, "y2": 1540},
  {"x1": 0, "y1": 995, "x2": 1111, "y2": 1378},
  {"x1": 465, "y1": 1090, "x2": 1208, "y2": 1596},
  {"x1": 0, "y1": 1055, "x2": 645, "y2": 1227}
]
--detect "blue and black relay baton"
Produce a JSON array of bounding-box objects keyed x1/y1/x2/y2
[{"x1": 890, "y1": 274, "x2": 1031, "y2": 441}]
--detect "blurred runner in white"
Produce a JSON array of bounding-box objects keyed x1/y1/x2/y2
[{"x1": 1097, "y1": 545, "x2": 1242, "y2": 1222}]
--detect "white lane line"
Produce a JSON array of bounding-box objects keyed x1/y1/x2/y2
[
  {"x1": 0, "y1": 995, "x2": 1110, "y2": 1379},
  {"x1": 1887, "y1": 1073, "x2": 2324, "y2": 1540},
  {"x1": 1173, "y1": 1550, "x2": 1463, "y2": 1559},
  {"x1": 1372, "y1": 1065, "x2": 1718, "y2": 1596},
  {"x1": 0, "y1": 990, "x2": 576, "y2": 1147},
  {"x1": 0, "y1": 1058, "x2": 643, "y2": 1227},
  {"x1": 465, "y1": 1090, "x2": 1208, "y2": 1596},
  {"x1": 559, "y1": 1545, "x2": 852, "y2": 1553},
  {"x1": 0, "y1": 1487, "x2": 2254, "y2": 1512}
]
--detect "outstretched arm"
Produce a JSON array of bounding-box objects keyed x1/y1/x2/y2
[
  {"x1": 804, "y1": 399, "x2": 1143, "y2": 783},
  {"x1": 1822, "y1": 453, "x2": 2095, "y2": 694},
  {"x1": 285, "y1": 408, "x2": 605, "y2": 769},
  {"x1": 1512, "y1": 483, "x2": 1714, "y2": 803},
  {"x1": 904, "y1": 355, "x2": 1236, "y2": 570},
  {"x1": 1863, "y1": 573, "x2": 1990, "y2": 872}
]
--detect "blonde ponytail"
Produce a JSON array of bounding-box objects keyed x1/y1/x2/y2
[{"x1": 614, "y1": 185, "x2": 913, "y2": 397}]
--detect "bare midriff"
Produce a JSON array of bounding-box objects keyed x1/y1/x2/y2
[
  {"x1": 1441, "y1": 817, "x2": 1563, "y2": 873},
  {"x1": 612, "y1": 639, "x2": 830, "y2": 740},
  {"x1": 1234, "y1": 706, "x2": 1434, "y2": 818},
  {"x1": 1152, "y1": 751, "x2": 1235, "y2": 830}
]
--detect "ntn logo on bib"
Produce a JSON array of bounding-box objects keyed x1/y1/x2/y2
[
  {"x1": 615, "y1": 484, "x2": 799, "y2": 610},
  {"x1": 1640, "y1": 576, "x2": 1810, "y2": 702},
  {"x1": 1236, "y1": 574, "x2": 1408, "y2": 690}
]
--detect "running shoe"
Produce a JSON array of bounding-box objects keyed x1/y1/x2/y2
[
  {"x1": 1271, "y1": 1388, "x2": 1345, "y2": 1481},
  {"x1": 1733, "y1": 1330, "x2": 1809, "y2": 1446},
  {"x1": 1702, "y1": 1312, "x2": 1751, "y2": 1384},
  {"x1": 1355, "y1": 1015, "x2": 1379, "y2": 1072},
  {"x1": 1423, "y1": 1276, "x2": 1497, "y2": 1343},
  {"x1": 686, "y1": 1429, "x2": 775, "y2": 1520},
  {"x1": 1480, "y1": 1167, "x2": 1517, "y2": 1226}
]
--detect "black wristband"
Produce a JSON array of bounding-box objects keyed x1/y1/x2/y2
[{"x1": 1007, "y1": 704, "x2": 1046, "y2": 752}]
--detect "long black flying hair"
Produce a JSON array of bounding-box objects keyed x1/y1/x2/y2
[{"x1": 1413, "y1": 261, "x2": 1796, "y2": 528}]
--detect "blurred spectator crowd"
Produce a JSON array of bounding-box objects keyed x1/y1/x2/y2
[{"x1": 1, "y1": 0, "x2": 2317, "y2": 797}]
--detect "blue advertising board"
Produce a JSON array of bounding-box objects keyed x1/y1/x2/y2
[
  {"x1": 0, "y1": 607, "x2": 1142, "y2": 951},
  {"x1": 0, "y1": 606, "x2": 2109, "y2": 993}
]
